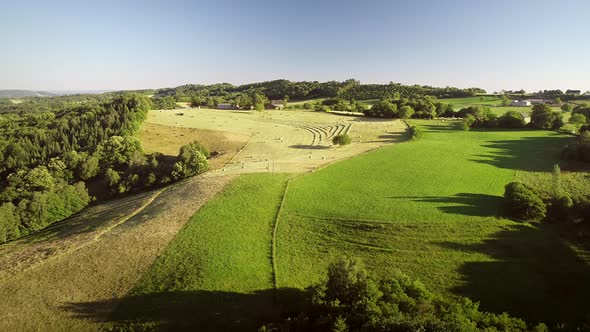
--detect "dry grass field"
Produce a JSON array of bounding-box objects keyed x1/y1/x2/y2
[
  {"x1": 138, "y1": 122, "x2": 248, "y2": 170},
  {"x1": 146, "y1": 108, "x2": 409, "y2": 174},
  {"x1": 0, "y1": 175, "x2": 234, "y2": 331}
]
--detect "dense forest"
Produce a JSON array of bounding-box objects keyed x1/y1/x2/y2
[
  {"x1": 0, "y1": 94, "x2": 209, "y2": 243},
  {"x1": 153, "y1": 79, "x2": 485, "y2": 102}
]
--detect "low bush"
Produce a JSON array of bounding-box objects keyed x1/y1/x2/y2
[
  {"x1": 409, "y1": 125, "x2": 423, "y2": 140},
  {"x1": 461, "y1": 114, "x2": 475, "y2": 131},
  {"x1": 496, "y1": 111, "x2": 526, "y2": 128},
  {"x1": 332, "y1": 134, "x2": 351, "y2": 146}
]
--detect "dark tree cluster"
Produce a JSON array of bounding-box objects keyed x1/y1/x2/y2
[
  {"x1": 155, "y1": 80, "x2": 348, "y2": 102},
  {"x1": 0, "y1": 94, "x2": 109, "y2": 114},
  {"x1": 363, "y1": 95, "x2": 450, "y2": 119},
  {"x1": 560, "y1": 104, "x2": 590, "y2": 163},
  {"x1": 0, "y1": 94, "x2": 151, "y2": 177},
  {"x1": 529, "y1": 104, "x2": 564, "y2": 130},
  {"x1": 456, "y1": 105, "x2": 564, "y2": 131},
  {"x1": 262, "y1": 258, "x2": 546, "y2": 332},
  {"x1": 339, "y1": 83, "x2": 484, "y2": 101},
  {"x1": 504, "y1": 173, "x2": 590, "y2": 231},
  {"x1": 152, "y1": 79, "x2": 485, "y2": 105},
  {"x1": 151, "y1": 96, "x2": 178, "y2": 110},
  {"x1": 562, "y1": 131, "x2": 590, "y2": 163},
  {"x1": 457, "y1": 107, "x2": 528, "y2": 130}
]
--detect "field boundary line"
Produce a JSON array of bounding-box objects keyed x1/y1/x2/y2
[
  {"x1": 270, "y1": 175, "x2": 303, "y2": 297},
  {"x1": 219, "y1": 137, "x2": 251, "y2": 170}
]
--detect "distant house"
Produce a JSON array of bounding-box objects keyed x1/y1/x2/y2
[
  {"x1": 269, "y1": 100, "x2": 285, "y2": 110},
  {"x1": 510, "y1": 100, "x2": 531, "y2": 107},
  {"x1": 527, "y1": 99, "x2": 549, "y2": 105},
  {"x1": 566, "y1": 89, "x2": 581, "y2": 96},
  {"x1": 217, "y1": 103, "x2": 234, "y2": 110}
]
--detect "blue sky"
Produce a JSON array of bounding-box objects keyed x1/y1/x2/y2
[{"x1": 1, "y1": 0, "x2": 588, "y2": 92}]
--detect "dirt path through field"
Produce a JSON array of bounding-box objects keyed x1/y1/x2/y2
[{"x1": 0, "y1": 175, "x2": 234, "y2": 331}]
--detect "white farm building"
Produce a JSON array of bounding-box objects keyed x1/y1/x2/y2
[{"x1": 510, "y1": 100, "x2": 531, "y2": 107}]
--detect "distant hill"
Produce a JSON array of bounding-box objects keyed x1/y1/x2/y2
[{"x1": 0, "y1": 90, "x2": 57, "y2": 98}]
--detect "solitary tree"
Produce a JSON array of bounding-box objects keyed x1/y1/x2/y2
[
  {"x1": 332, "y1": 134, "x2": 351, "y2": 147},
  {"x1": 561, "y1": 103, "x2": 572, "y2": 112}
]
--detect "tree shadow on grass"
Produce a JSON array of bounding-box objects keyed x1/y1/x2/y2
[
  {"x1": 420, "y1": 123, "x2": 461, "y2": 132},
  {"x1": 386, "y1": 193, "x2": 502, "y2": 217},
  {"x1": 469, "y1": 135, "x2": 575, "y2": 172},
  {"x1": 377, "y1": 132, "x2": 407, "y2": 142},
  {"x1": 61, "y1": 288, "x2": 306, "y2": 332},
  {"x1": 436, "y1": 223, "x2": 590, "y2": 326}
]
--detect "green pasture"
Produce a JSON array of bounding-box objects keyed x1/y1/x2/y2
[
  {"x1": 112, "y1": 120, "x2": 590, "y2": 329},
  {"x1": 276, "y1": 121, "x2": 589, "y2": 324}
]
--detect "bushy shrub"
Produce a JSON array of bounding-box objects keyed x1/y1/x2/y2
[
  {"x1": 398, "y1": 105, "x2": 415, "y2": 119},
  {"x1": 504, "y1": 182, "x2": 547, "y2": 222},
  {"x1": 172, "y1": 143, "x2": 209, "y2": 180},
  {"x1": 180, "y1": 141, "x2": 210, "y2": 159},
  {"x1": 332, "y1": 134, "x2": 351, "y2": 146},
  {"x1": 409, "y1": 126, "x2": 423, "y2": 140},
  {"x1": 496, "y1": 111, "x2": 526, "y2": 128},
  {"x1": 461, "y1": 114, "x2": 475, "y2": 131}
]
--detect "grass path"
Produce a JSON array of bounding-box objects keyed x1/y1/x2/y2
[{"x1": 270, "y1": 178, "x2": 292, "y2": 291}]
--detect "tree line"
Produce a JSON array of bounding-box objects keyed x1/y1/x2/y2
[{"x1": 152, "y1": 79, "x2": 485, "y2": 103}]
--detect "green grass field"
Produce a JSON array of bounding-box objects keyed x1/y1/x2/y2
[
  {"x1": 110, "y1": 120, "x2": 590, "y2": 329},
  {"x1": 109, "y1": 173, "x2": 292, "y2": 331},
  {"x1": 439, "y1": 96, "x2": 503, "y2": 107},
  {"x1": 277, "y1": 121, "x2": 590, "y2": 324},
  {"x1": 438, "y1": 96, "x2": 564, "y2": 117}
]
